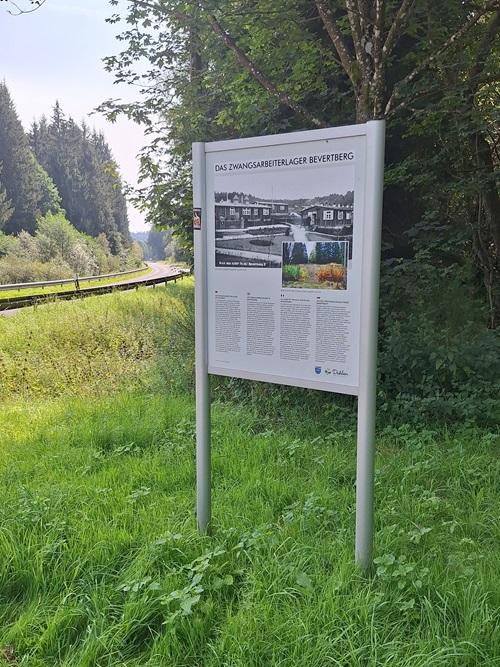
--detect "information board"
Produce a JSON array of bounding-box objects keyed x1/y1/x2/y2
[
  {"x1": 193, "y1": 122, "x2": 385, "y2": 569},
  {"x1": 199, "y1": 126, "x2": 371, "y2": 395}
]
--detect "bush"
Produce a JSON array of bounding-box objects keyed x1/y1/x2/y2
[
  {"x1": 0, "y1": 214, "x2": 144, "y2": 285},
  {"x1": 378, "y1": 314, "x2": 500, "y2": 424},
  {"x1": 316, "y1": 265, "x2": 345, "y2": 283},
  {"x1": 282, "y1": 265, "x2": 305, "y2": 282},
  {"x1": 0, "y1": 255, "x2": 71, "y2": 284},
  {"x1": 378, "y1": 253, "x2": 500, "y2": 425}
]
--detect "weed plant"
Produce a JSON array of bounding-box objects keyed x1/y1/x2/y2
[{"x1": 0, "y1": 281, "x2": 499, "y2": 666}]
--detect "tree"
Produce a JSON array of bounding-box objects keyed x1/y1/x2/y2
[
  {"x1": 0, "y1": 81, "x2": 43, "y2": 235},
  {"x1": 0, "y1": 166, "x2": 13, "y2": 230},
  {"x1": 32, "y1": 157, "x2": 63, "y2": 217},
  {"x1": 30, "y1": 104, "x2": 131, "y2": 253},
  {"x1": 102, "y1": 2, "x2": 500, "y2": 129},
  {"x1": 101, "y1": 0, "x2": 500, "y2": 325},
  {"x1": 35, "y1": 213, "x2": 80, "y2": 262},
  {"x1": 383, "y1": 7, "x2": 500, "y2": 326},
  {"x1": 290, "y1": 242, "x2": 309, "y2": 264},
  {"x1": 146, "y1": 227, "x2": 169, "y2": 260},
  {"x1": 91, "y1": 129, "x2": 131, "y2": 247}
]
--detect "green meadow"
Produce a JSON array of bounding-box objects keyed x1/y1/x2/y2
[{"x1": 0, "y1": 280, "x2": 499, "y2": 666}]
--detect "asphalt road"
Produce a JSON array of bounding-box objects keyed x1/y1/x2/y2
[{"x1": 115, "y1": 262, "x2": 183, "y2": 285}]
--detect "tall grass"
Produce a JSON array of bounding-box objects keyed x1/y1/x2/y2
[
  {"x1": 0, "y1": 280, "x2": 194, "y2": 400},
  {"x1": 0, "y1": 281, "x2": 499, "y2": 666}
]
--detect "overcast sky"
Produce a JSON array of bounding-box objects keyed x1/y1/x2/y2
[{"x1": 0, "y1": 0, "x2": 150, "y2": 232}]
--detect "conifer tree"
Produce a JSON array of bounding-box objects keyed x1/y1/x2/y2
[
  {"x1": 30, "y1": 103, "x2": 130, "y2": 252},
  {"x1": 0, "y1": 81, "x2": 42, "y2": 234},
  {"x1": 0, "y1": 168, "x2": 13, "y2": 230}
]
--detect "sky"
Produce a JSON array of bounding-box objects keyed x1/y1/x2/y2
[
  {"x1": 214, "y1": 163, "x2": 355, "y2": 202},
  {"x1": 0, "y1": 0, "x2": 150, "y2": 233}
]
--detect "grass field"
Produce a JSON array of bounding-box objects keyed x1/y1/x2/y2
[{"x1": 0, "y1": 281, "x2": 499, "y2": 666}]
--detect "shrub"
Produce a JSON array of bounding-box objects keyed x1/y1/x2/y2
[
  {"x1": 0, "y1": 256, "x2": 71, "y2": 284},
  {"x1": 282, "y1": 265, "x2": 305, "y2": 282},
  {"x1": 316, "y1": 265, "x2": 345, "y2": 283},
  {"x1": 378, "y1": 252, "x2": 500, "y2": 424}
]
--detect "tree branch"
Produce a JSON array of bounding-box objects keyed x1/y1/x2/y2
[
  {"x1": 1, "y1": 0, "x2": 45, "y2": 15},
  {"x1": 199, "y1": 2, "x2": 328, "y2": 128},
  {"x1": 371, "y1": 0, "x2": 386, "y2": 118},
  {"x1": 346, "y1": 0, "x2": 372, "y2": 82},
  {"x1": 313, "y1": 0, "x2": 354, "y2": 79},
  {"x1": 382, "y1": 0, "x2": 417, "y2": 60},
  {"x1": 468, "y1": 9, "x2": 500, "y2": 95},
  {"x1": 126, "y1": 0, "x2": 192, "y2": 24},
  {"x1": 385, "y1": 0, "x2": 500, "y2": 118}
]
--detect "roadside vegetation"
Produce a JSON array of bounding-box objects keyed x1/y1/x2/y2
[
  {"x1": 0, "y1": 282, "x2": 499, "y2": 666},
  {"x1": 0, "y1": 266, "x2": 151, "y2": 305},
  {"x1": 0, "y1": 213, "x2": 143, "y2": 287}
]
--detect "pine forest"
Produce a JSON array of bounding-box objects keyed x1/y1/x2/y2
[{"x1": 0, "y1": 81, "x2": 139, "y2": 283}]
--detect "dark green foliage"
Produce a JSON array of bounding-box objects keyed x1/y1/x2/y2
[
  {"x1": 0, "y1": 81, "x2": 43, "y2": 234},
  {"x1": 0, "y1": 83, "x2": 132, "y2": 253},
  {"x1": 100, "y1": 1, "x2": 500, "y2": 327},
  {"x1": 32, "y1": 158, "x2": 63, "y2": 217},
  {"x1": 290, "y1": 242, "x2": 308, "y2": 264},
  {"x1": 0, "y1": 166, "x2": 13, "y2": 230},
  {"x1": 29, "y1": 104, "x2": 131, "y2": 252},
  {"x1": 314, "y1": 241, "x2": 345, "y2": 265},
  {"x1": 378, "y1": 251, "x2": 500, "y2": 425},
  {"x1": 379, "y1": 313, "x2": 500, "y2": 424},
  {"x1": 97, "y1": 2, "x2": 500, "y2": 419}
]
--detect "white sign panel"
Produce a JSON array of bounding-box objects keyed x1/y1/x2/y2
[
  {"x1": 201, "y1": 126, "x2": 371, "y2": 395},
  {"x1": 194, "y1": 122, "x2": 385, "y2": 566}
]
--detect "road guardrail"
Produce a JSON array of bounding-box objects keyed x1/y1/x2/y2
[
  {"x1": 0, "y1": 267, "x2": 148, "y2": 293},
  {"x1": 0, "y1": 269, "x2": 190, "y2": 312}
]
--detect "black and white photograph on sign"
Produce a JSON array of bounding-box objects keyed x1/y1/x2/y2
[
  {"x1": 282, "y1": 241, "x2": 349, "y2": 289},
  {"x1": 214, "y1": 162, "x2": 354, "y2": 269}
]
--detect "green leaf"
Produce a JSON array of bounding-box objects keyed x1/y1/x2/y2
[
  {"x1": 180, "y1": 594, "x2": 200, "y2": 614},
  {"x1": 295, "y1": 571, "x2": 314, "y2": 592}
]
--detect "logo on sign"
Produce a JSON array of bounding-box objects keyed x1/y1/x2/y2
[{"x1": 314, "y1": 367, "x2": 321, "y2": 375}]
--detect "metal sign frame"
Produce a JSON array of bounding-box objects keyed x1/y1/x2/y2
[{"x1": 193, "y1": 121, "x2": 385, "y2": 569}]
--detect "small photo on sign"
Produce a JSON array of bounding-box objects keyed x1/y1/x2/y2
[
  {"x1": 282, "y1": 241, "x2": 348, "y2": 289},
  {"x1": 193, "y1": 208, "x2": 202, "y2": 230}
]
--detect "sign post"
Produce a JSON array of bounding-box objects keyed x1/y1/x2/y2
[
  {"x1": 193, "y1": 142, "x2": 211, "y2": 534},
  {"x1": 355, "y1": 121, "x2": 385, "y2": 569},
  {"x1": 193, "y1": 121, "x2": 385, "y2": 565}
]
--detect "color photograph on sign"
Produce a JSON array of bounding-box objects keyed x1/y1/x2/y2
[
  {"x1": 282, "y1": 241, "x2": 349, "y2": 290},
  {"x1": 203, "y1": 129, "x2": 368, "y2": 394}
]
